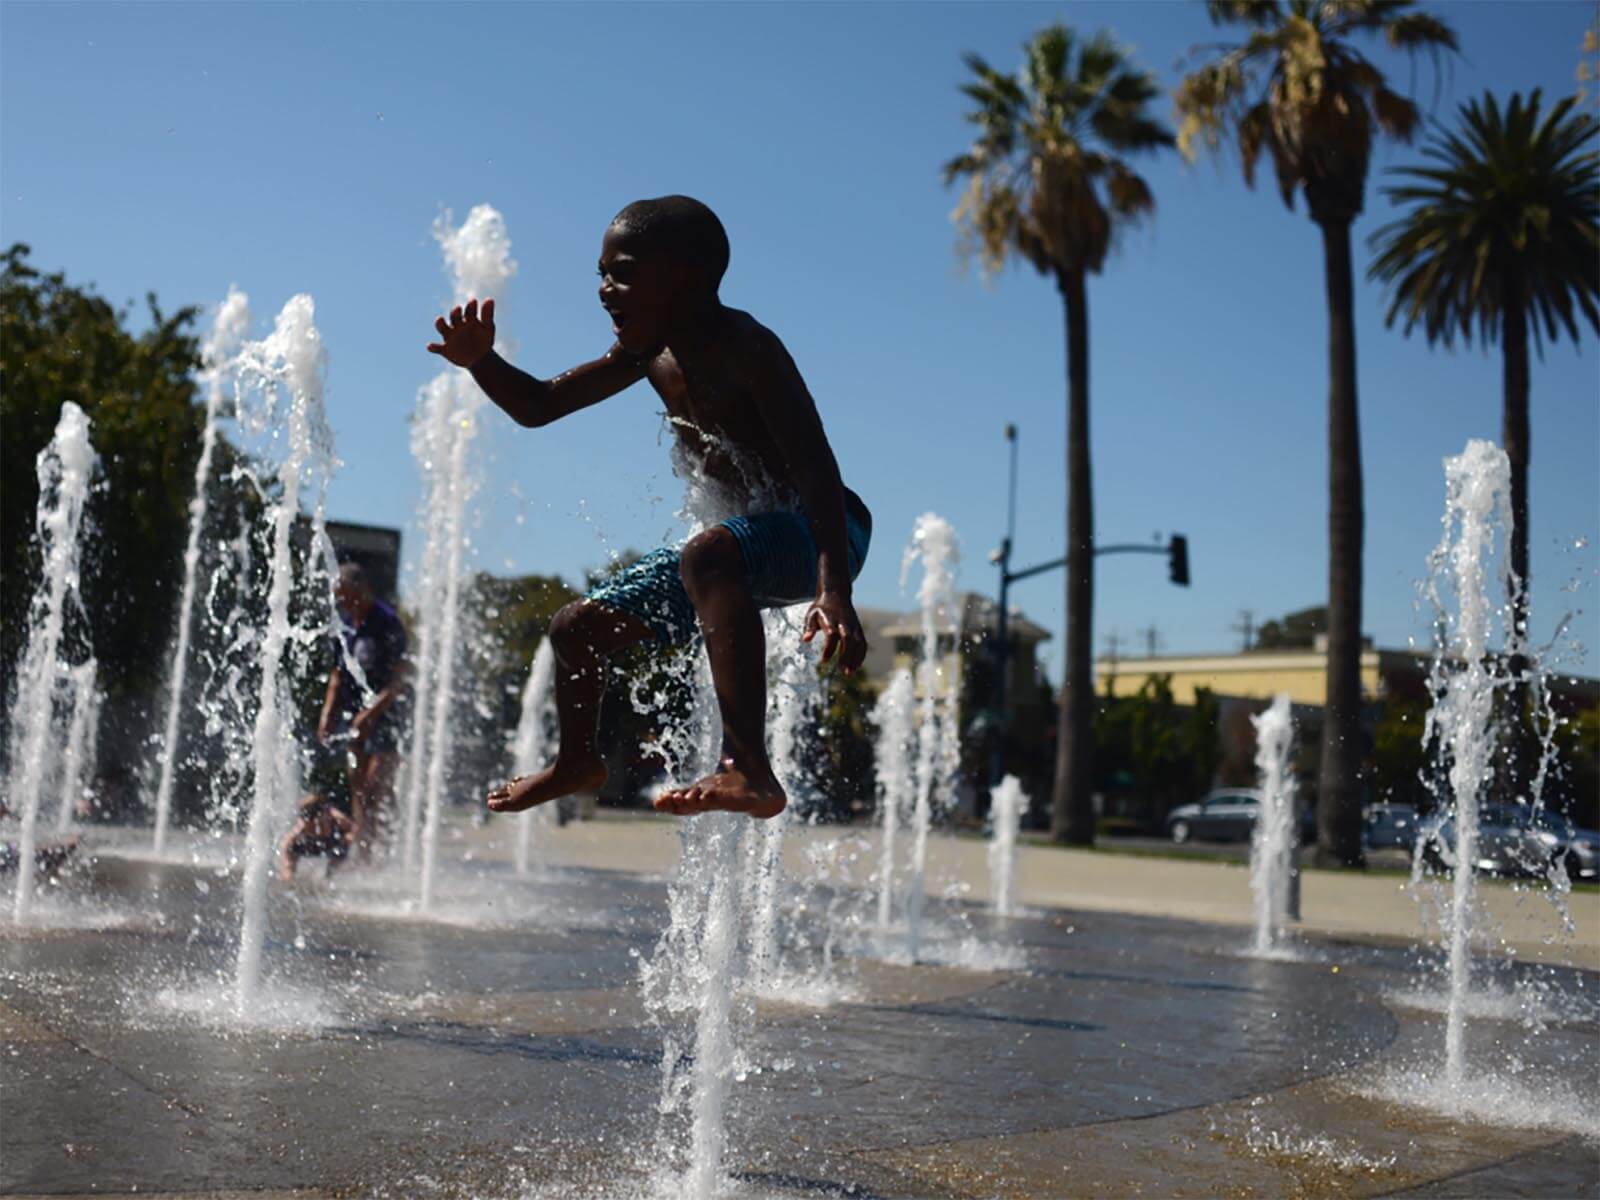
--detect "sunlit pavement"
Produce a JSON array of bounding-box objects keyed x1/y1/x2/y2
[{"x1": 2, "y1": 813, "x2": 1595, "y2": 1198}]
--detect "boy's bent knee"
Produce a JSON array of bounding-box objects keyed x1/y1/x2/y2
[
  {"x1": 678, "y1": 527, "x2": 743, "y2": 594},
  {"x1": 550, "y1": 599, "x2": 650, "y2": 658},
  {"x1": 549, "y1": 601, "x2": 600, "y2": 655}
]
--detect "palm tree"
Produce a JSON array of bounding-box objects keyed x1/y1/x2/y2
[
  {"x1": 946, "y1": 25, "x2": 1173, "y2": 845},
  {"x1": 1370, "y1": 90, "x2": 1599, "y2": 771},
  {"x1": 1175, "y1": 0, "x2": 1456, "y2": 866}
]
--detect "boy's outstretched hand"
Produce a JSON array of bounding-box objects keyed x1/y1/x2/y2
[
  {"x1": 803, "y1": 591, "x2": 867, "y2": 674},
  {"x1": 427, "y1": 298, "x2": 496, "y2": 368}
]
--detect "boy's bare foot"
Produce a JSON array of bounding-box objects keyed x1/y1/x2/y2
[
  {"x1": 487, "y1": 757, "x2": 607, "y2": 813},
  {"x1": 654, "y1": 759, "x2": 787, "y2": 820}
]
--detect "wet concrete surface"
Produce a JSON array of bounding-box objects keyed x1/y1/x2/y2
[{"x1": 2, "y1": 848, "x2": 1596, "y2": 1198}]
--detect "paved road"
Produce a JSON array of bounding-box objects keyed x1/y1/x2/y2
[
  {"x1": 1098, "y1": 834, "x2": 1418, "y2": 871},
  {"x1": 3, "y1": 843, "x2": 1596, "y2": 1199}
]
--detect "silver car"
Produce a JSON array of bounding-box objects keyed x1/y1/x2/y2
[
  {"x1": 1564, "y1": 826, "x2": 1598, "y2": 882},
  {"x1": 1166, "y1": 790, "x2": 1317, "y2": 845},
  {"x1": 1362, "y1": 803, "x2": 1420, "y2": 851},
  {"x1": 1418, "y1": 804, "x2": 1575, "y2": 879}
]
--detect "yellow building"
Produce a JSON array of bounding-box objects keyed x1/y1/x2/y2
[
  {"x1": 1094, "y1": 642, "x2": 1422, "y2": 708},
  {"x1": 1095, "y1": 640, "x2": 1599, "y2": 713}
]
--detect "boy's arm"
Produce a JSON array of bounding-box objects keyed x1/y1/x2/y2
[
  {"x1": 352, "y1": 660, "x2": 410, "y2": 742},
  {"x1": 426, "y1": 298, "x2": 645, "y2": 427},
  {"x1": 277, "y1": 821, "x2": 305, "y2": 881},
  {"x1": 743, "y1": 330, "x2": 867, "y2": 673},
  {"x1": 316, "y1": 667, "x2": 341, "y2": 744}
]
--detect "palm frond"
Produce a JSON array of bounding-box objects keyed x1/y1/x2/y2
[
  {"x1": 1382, "y1": 12, "x2": 1458, "y2": 53},
  {"x1": 1369, "y1": 87, "x2": 1600, "y2": 352},
  {"x1": 947, "y1": 23, "x2": 1173, "y2": 278},
  {"x1": 1177, "y1": 0, "x2": 1456, "y2": 218},
  {"x1": 1207, "y1": 0, "x2": 1284, "y2": 28}
]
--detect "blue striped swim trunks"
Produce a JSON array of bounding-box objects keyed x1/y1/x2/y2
[{"x1": 586, "y1": 497, "x2": 872, "y2": 645}]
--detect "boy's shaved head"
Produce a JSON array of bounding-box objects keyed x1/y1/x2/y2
[{"x1": 609, "y1": 196, "x2": 730, "y2": 291}]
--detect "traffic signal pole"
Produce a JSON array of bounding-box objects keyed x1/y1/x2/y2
[{"x1": 989, "y1": 423, "x2": 1190, "y2": 789}]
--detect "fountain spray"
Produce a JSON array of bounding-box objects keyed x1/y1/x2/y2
[
  {"x1": 54, "y1": 659, "x2": 102, "y2": 833},
  {"x1": 987, "y1": 774, "x2": 1030, "y2": 918},
  {"x1": 1422, "y1": 439, "x2": 1516, "y2": 1086},
  {"x1": 231, "y1": 295, "x2": 337, "y2": 1011},
  {"x1": 411, "y1": 205, "x2": 516, "y2": 908},
  {"x1": 873, "y1": 667, "x2": 916, "y2": 930},
  {"x1": 902, "y1": 513, "x2": 960, "y2": 962},
  {"x1": 9, "y1": 402, "x2": 98, "y2": 923},
  {"x1": 746, "y1": 606, "x2": 819, "y2": 994},
  {"x1": 152, "y1": 288, "x2": 251, "y2": 854},
  {"x1": 1249, "y1": 693, "x2": 1298, "y2": 954},
  {"x1": 508, "y1": 636, "x2": 558, "y2": 875},
  {"x1": 638, "y1": 468, "x2": 784, "y2": 1197},
  {"x1": 640, "y1": 652, "x2": 750, "y2": 1199},
  {"x1": 400, "y1": 379, "x2": 451, "y2": 870}
]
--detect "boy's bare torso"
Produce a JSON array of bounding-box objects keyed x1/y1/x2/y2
[{"x1": 641, "y1": 307, "x2": 863, "y2": 514}]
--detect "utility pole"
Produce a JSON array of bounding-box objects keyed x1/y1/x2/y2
[
  {"x1": 1102, "y1": 629, "x2": 1124, "y2": 663},
  {"x1": 1232, "y1": 609, "x2": 1256, "y2": 652},
  {"x1": 1140, "y1": 624, "x2": 1162, "y2": 658}
]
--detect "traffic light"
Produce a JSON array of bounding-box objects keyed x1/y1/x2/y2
[{"x1": 1167, "y1": 534, "x2": 1190, "y2": 587}]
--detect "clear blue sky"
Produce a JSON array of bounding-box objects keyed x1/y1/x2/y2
[{"x1": 4, "y1": 1, "x2": 1596, "y2": 681}]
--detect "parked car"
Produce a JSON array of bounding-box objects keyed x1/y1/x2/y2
[
  {"x1": 1563, "y1": 825, "x2": 1598, "y2": 882},
  {"x1": 1417, "y1": 804, "x2": 1575, "y2": 879},
  {"x1": 1362, "y1": 803, "x2": 1420, "y2": 852},
  {"x1": 1166, "y1": 789, "x2": 1317, "y2": 845}
]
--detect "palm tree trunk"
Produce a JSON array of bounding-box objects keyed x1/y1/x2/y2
[
  {"x1": 1315, "y1": 218, "x2": 1366, "y2": 867},
  {"x1": 1052, "y1": 266, "x2": 1095, "y2": 845},
  {"x1": 1502, "y1": 287, "x2": 1532, "y2": 790}
]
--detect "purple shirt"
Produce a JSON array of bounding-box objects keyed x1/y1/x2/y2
[{"x1": 335, "y1": 598, "x2": 407, "y2": 709}]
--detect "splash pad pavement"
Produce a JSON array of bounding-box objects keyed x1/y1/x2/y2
[{"x1": 3, "y1": 813, "x2": 1595, "y2": 1199}]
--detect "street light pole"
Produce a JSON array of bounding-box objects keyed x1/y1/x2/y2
[{"x1": 990, "y1": 424, "x2": 1018, "y2": 789}]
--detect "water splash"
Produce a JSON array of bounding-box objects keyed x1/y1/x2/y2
[
  {"x1": 987, "y1": 774, "x2": 1029, "y2": 918},
  {"x1": 410, "y1": 205, "x2": 516, "y2": 908},
  {"x1": 8, "y1": 402, "x2": 98, "y2": 923},
  {"x1": 1249, "y1": 693, "x2": 1298, "y2": 955},
  {"x1": 746, "y1": 606, "x2": 819, "y2": 996},
  {"x1": 641, "y1": 656, "x2": 750, "y2": 1199},
  {"x1": 639, "y1": 471, "x2": 780, "y2": 1198},
  {"x1": 152, "y1": 288, "x2": 251, "y2": 854},
  {"x1": 1421, "y1": 439, "x2": 1515, "y2": 1086},
  {"x1": 872, "y1": 668, "x2": 916, "y2": 930},
  {"x1": 901, "y1": 513, "x2": 961, "y2": 962},
  {"x1": 230, "y1": 294, "x2": 339, "y2": 1012},
  {"x1": 53, "y1": 658, "x2": 102, "y2": 833},
  {"x1": 508, "y1": 637, "x2": 558, "y2": 875}
]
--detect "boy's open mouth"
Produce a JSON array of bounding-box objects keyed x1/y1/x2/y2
[{"x1": 605, "y1": 307, "x2": 629, "y2": 335}]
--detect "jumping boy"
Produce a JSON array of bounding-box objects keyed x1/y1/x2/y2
[{"x1": 426, "y1": 196, "x2": 870, "y2": 819}]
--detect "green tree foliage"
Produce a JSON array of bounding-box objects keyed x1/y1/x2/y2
[
  {"x1": 946, "y1": 24, "x2": 1173, "y2": 846},
  {"x1": 443, "y1": 571, "x2": 579, "y2": 796},
  {"x1": 1176, "y1": 0, "x2": 1457, "y2": 867},
  {"x1": 1555, "y1": 705, "x2": 1600, "y2": 830},
  {"x1": 804, "y1": 665, "x2": 878, "y2": 822},
  {"x1": 1254, "y1": 605, "x2": 1328, "y2": 650},
  {"x1": 1370, "y1": 694, "x2": 1433, "y2": 809},
  {"x1": 1, "y1": 244, "x2": 232, "y2": 708},
  {"x1": 466, "y1": 571, "x2": 582, "y2": 690},
  {"x1": 1094, "y1": 675, "x2": 1221, "y2": 832}
]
